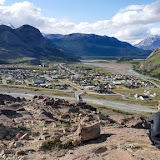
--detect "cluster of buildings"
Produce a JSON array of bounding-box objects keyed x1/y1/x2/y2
[
  {"x1": 0, "y1": 64, "x2": 158, "y2": 100},
  {"x1": 67, "y1": 65, "x2": 156, "y2": 92},
  {"x1": 0, "y1": 66, "x2": 72, "y2": 91}
]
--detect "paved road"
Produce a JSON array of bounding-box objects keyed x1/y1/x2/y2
[{"x1": 83, "y1": 98, "x2": 157, "y2": 113}]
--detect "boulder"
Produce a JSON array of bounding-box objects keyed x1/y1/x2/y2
[
  {"x1": 1, "y1": 149, "x2": 12, "y2": 154},
  {"x1": 40, "y1": 132, "x2": 51, "y2": 140},
  {"x1": 33, "y1": 95, "x2": 38, "y2": 99},
  {"x1": 20, "y1": 133, "x2": 30, "y2": 140},
  {"x1": 123, "y1": 116, "x2": 149, "y2": 129},
  {"x1": 15, "y1": 132, "x2": 24, "y2": 140},
  {"x1": 21, "y1": 97, "x2": 26, "y2": 101},
  {"x1": 16, "y1": 150, "x2": 25, "y2": 156},
  {"x1": 38, "y1": 96, "x2": 44, "y2": 99},
  {"x1": 0, "y1": 100, "x2": 4, "y2": 105},
  {"x1": 72, "y1": 137, "x2": 81, "y2": 146},
  {"x1": 45, "y1": 101, "x2": 54, "y2": 105},
  {"x1": 16, "y1": 97, "x2": 22, "y2": 102},
  {"x1": 68, "y1": 108, "x2": 79, "y2": 113},
  {"x1": 9, "y1": 142, "x2": 15, "y2": 148},
  {"x1": 14, "y1": 142, "x2": 23, "y2": 148},
  {"x1": 0, "y1": 129, "x2": 8, "y2": 140},
  {"x1": 78, "y1": 104, "x2": 97, "y2": 111},
  {"x1": 61, "y1": 113, "x2": 70, "y2": 119},
  {"x1": 77, "y1": 122, "x2": 101, "y2": 141}
]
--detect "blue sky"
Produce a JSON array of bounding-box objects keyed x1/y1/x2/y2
[
  {"x1": 0, "y1": 0, "x2": 159, "y2": 44},
  {"x1": 4, "y1": 0, "x2": 154, "y2": 23}
]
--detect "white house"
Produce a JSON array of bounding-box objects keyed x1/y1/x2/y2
[{"x1": 139, "y1": 95, "x2": 150, "y2": 100}]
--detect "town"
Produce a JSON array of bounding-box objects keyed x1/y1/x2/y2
[{"x1": 0, "y1": 63, "x2": 159, "y2": 105}]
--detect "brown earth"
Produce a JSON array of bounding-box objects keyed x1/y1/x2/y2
[{"x1": 0, "y1": 94, "x2": 159, "y2": 160}]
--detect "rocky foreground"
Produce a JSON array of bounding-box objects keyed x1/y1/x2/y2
[{"x1": 0, "y1": 94, "x2": 159, "y2": 160}]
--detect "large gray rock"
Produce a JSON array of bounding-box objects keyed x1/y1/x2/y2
[{"x1": 77, "y1": 122, "x2": 101, "y2": 141}]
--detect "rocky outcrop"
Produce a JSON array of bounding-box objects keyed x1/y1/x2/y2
[
  {"x1": 77, "y1": 122, "x2": 101, "y2": 142},
  {"x1": 0, "y1": 94, "x2": 22, "y2": 102}
]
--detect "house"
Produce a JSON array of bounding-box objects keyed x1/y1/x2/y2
[
  {"x1": 139, "y1": 95, "x2": 150, "y2": 100},
  {"x1": 108, "y1": 84, "x2": 116, "y2": 89},
  {"x1": 84, "y1": 86, "x2": 96, "y2": 90},
  {"x1": 33, "y1": 78, "x2": 46, "y2": 84},
  {"x1": 144, "y1": 90, "x2": 150, "y2": 95},
  {"x1": 134, "y1": 94, "x2": 139, "y2": 98},
  {"x1": 112, "y1": 81, "x2": 122, "y2": 85},
  {"x1": 82, "y1": 82, "x2": 88, "y2": 86},
  {"x1": 150, "y1": 93, "x2": 157, "y2": 97}
]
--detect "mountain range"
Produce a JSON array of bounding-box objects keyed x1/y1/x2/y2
[
  {"x1": 0, "y1": 24, "x2": 152, "y2": 64},
  {"x1": 45, "y1": 33, "x2": 150, "y2": 58},
  {"x1": 0, "y1": 25, "x2": 79, "y2": 64},
  {"x1": 135, "y1": 35, "x2": 160, "y2": 51}
]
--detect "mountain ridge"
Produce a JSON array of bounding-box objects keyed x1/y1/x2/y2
[
  {"x1": 45, "y1": 33, "x2": 151, "y2": 58},
  {"x1": 0, "y1": 25, "x2": 79, "y2": 64}
]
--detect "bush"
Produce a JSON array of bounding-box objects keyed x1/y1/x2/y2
[
  {"x1": 39, "y1": 137, "x2": 73, "y2": 151},
  {"x1": 39, "y1": 137, "x2": 62, "y2": 151}
]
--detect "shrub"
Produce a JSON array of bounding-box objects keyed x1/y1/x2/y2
[
  {"x1": 39, "y1": 137, "x2": 73, "y2": 151},
  {"x1": 39, "y1": 137, "x2": 62, "y2": 151}
]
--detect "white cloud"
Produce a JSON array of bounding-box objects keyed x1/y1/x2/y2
[
  {"x1": 0, "y1": 0, "x2": 5, "y2": 5},
  {"x1": 150, "y1": 27, "x2": 160, "y2": 35},
  {"x1": 0, "y1": 1, "x2": 160, "y2": 44},
  {"x1": 120, "y1": 5, "x2": 144, "y2": 12}
]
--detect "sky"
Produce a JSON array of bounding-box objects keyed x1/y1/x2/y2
[{"x1": 0, "y1": 0, "x2": 159, "y2": 44}]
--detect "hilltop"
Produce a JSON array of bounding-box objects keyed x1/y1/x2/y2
[
  {"x1": 0, "y1": 93, "x2": 159, "y2": 160},
  {"x1": 0, "y1": 25, "x2": 79, "y2": 64},
  {"x1": 45, "y1": 33, "x2": 151, "y2": 59}
]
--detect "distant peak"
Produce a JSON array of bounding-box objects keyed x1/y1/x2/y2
[{"x1": 135, "y1": 35, "x2": 160, "y2": 50}]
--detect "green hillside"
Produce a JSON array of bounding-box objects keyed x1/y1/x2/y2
[{"x1": 135, "y1": 48, "x2": 160, "y2": 78}]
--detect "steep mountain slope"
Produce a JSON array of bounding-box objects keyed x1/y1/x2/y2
[
  {"x1": 0, "y1": 25, "x2": 78, "y2": 64},
  {"x1": 137, "y1": 48, "x2": 160, "y2": 78},
  {"x1": 45, "y1": 33, "x2": 150, "y2": 58},
  {"x1": 135, "y1": 35, "x2": 160, "y2": 50}
]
